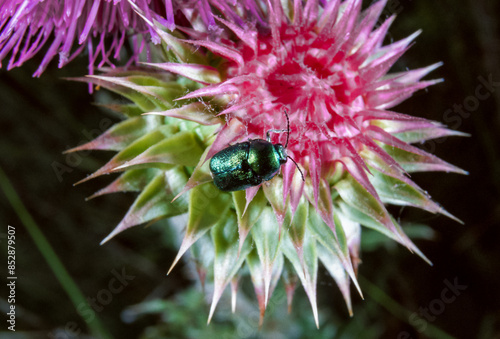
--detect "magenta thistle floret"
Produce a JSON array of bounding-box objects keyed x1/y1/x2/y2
[{"x1": 0, "y1": 0, "x2": 181, "y2": 76}]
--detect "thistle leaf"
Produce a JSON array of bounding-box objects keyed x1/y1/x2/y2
[
  {"x1": 208, "y1": 210, "x2": 252, "y2": 323},
  {"x1": 282, "y1": 259, "x2": 299, "y2": 313},
  {"x1": 189, "y1": 233, "x2": 215, "y2": 290},
  {"x1": 76, "y1": 125, "x2": 178, "y2": 184},
  {"x1": 87, "y1": 168, "x2": 161, "y2": 200},
  {"x1": 263, "y1": 176, "x2": 287, "y2": 229},
  {"x1": 251, "y1": 207, "x2": 282, "y2": 308},
  {"x1": 113, "y1": 131, "x2": 205, "y2": 171},
  {"x1": 286, "y1": 197, "x2": 308, "y2": 259},
  {"x1": 144, "y1": 102, "x2": 222, "y2": 126},
  {"x1": 317, "y1": 243, "x2": 353, "y2": 316},
  {"x1": 65, "y1": 116, "x2": 161, "y2": 153},
  {"x1": 337, "y1": 201, "x2": 432, "y2": 265},
  {"x1": 381, "y1": 144, "x2": 468, "y2": 174},
  {"x1": 334, "y1": 174, "x2": 410, "y2": 250},
  {"x1": 393, "y1": 127, "x2": 469, "y2": 144},
  {"x1": 74, "y1": 75, "x2": 158, "y2": 112},
  {"x1": 181, "y1": 39, "x2": 244, "y2": 67},
  {"x1": 100, "y1": 168, "x2": 188, "y2": 244},
  {"x1": 368, "y1": 169, "x2": 461, "y2": 222},
  {"x1": 246, "y1": 250, "x2": 284, "y2": 327},
  {"x1": 96, "y1": 103, "x2": 145, "y2": 118},
  {"x1": 304, "y1": 179, "x2": 335, "y2": 235},
  {"x1": 281, "y1": 228, "x2": 319, "y2": 328},
  {"x1": 289, "y1": 163, "x2": 306, "y2": 217},
  {"x1": 232, "y1": 189, "x2": 266, "y2": 255},
  {"x1": 143, "y1": 62, "x2": 221, "y2": 84},
  {"x1": 90, "y1": 75, "x2": 187, "y2": 110},
  {"x1": 172, "y1": 145, "x2": 214, "y2": 202},
  {"x1": 246, "y1": 249, "x2": 266, "y2": 324},
  {"x1": 307, "y1": 208, "x2": 362, "y2": 298},
  {"x1": 168, "y1": 183, "x2": 231, "y2": 274}
]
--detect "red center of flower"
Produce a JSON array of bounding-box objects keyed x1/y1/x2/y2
[{"x1": 227, "y1": 25, "x2": 363, "y2": 156}]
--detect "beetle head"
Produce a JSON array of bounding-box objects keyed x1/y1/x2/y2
[{"x1": 274, "y1": 144, "x2": 287, "y2": 164}]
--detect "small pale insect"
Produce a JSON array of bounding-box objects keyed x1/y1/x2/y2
[{"x1": 209, "y1": 109, "x2": 304, "y2": 191}]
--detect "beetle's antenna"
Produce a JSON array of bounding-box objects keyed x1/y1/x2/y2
[
  {"x1": 280, "y1": 107, "x2": 303, "y2": 181},
  {"x1": 266, "y1": 107, "x2": 290, "y2": 143},
  {"x1": 287, "y1": 156, "x2": 305, "y2": 182},
  {"x1": 283, "y1": 107, "x2": 290, "y2": 148}
]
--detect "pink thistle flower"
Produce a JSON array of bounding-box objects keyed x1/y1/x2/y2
[
  {"x1": 69, "y1": 0, "x2": 467, "y2": 326},
  {"x1": 152, "y1": 0, "x2": 466, "y2": 321},
  {"x1": 0, "y1": 0, "x2": 217, "y2": 76},
  {"x1": 174, "y1": 0, "x2": 465, "y2": 230}
]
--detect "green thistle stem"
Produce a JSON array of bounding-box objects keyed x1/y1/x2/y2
[{"x1": 0, "y1": 166, "x2": 113, "y2": 339}]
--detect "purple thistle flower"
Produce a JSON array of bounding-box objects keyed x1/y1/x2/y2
[{"x1": 0, "y1": 0, "x2": 185, "y2": 76}]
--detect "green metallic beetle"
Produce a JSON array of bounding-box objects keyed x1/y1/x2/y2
[{"x1": 209, "y1": 109, "x2": 303, "y2": 191}]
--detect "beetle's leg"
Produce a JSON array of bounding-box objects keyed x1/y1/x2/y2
[
  {"x1": 266, "y1": 107, "x2": 290, "y2": 145},
  {"x1": 266, "y1": 128, "x2": 287, "y2": 142}
]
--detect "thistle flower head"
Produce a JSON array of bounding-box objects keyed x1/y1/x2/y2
[
  {"x1": 69, "y1": 0, "x2": 467, "y2": 327},
  {"x1": 0, "y1": 0, "x2": 185, "y2": 76},
  {"x1": 180, "y1": 0, "x2": 449, "y2": 210}
]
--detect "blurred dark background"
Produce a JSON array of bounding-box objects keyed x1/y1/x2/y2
[{"x1": 0, "y1": 0, "x2": 498, "y2": 338}]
